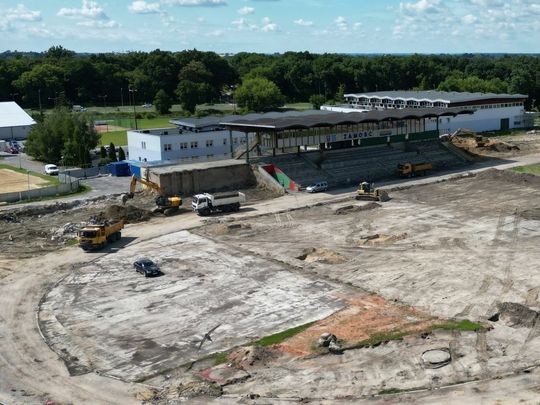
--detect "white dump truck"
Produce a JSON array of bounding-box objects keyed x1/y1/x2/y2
[{"x1": 192, "y1": 191, "x2": 246, "y2": 215}]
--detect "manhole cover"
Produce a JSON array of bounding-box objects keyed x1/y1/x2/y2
[{"x1": 422, "y1": 348, "x2": 451, "y2": 368}]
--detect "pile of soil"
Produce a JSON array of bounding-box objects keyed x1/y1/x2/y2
[
  {"x1": 227, "y1": 345, "x2": 277, "y2": 369},
  {"x1": 297, "y1": 248, "x2": 347, "y2": 264},
  {"x1": 475, "y1": 169, "x2": 540, "y2": 187},
  {"x1": 210, "y1": 222, "x2": 251, "y2": 235},
  {"x1": 99, "y1": 204, "x2": 152, "y2": 223},
  {"x1": 356, "y1": 233, "x2": 407, "y2": 246},
  {"x1": 334, "y1": 202, "x2": 381, "y2": 215},
  {"x1": 484, "y1": 141, "x2": 520, "y2": 152}
]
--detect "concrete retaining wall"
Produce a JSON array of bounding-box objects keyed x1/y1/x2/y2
[
  {"x1": 60, "y1": 166, "x2": 110, "y2": 180},
  {"x1": 151, "y1": 162, "x2": 256, "y2": 196},
  {"x1": 254, "y1": 165, "x2": 287, "y2": 196},
  {"x1": 0, "y1": 176, "x2": 80, "y2": 203}
]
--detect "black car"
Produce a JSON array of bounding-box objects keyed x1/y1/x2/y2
[{"x1": 133, "y1": 258, "x2": 161, "y2": 277}]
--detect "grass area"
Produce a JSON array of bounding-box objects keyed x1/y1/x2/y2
[
  {"x1": 351, "y1": 319, "x2": 486, "y2": 350},
  {"x1": 251, "y1": 321, "x2": 316, "y2": 347},
  {"x1": 284, "y1": 102, "x2": 312, "y2": 110},
  {"x1": 99, "y1": 130, "x2": 127, "y2": 146},
  {"x1": 0, "y1": 163, "x2": 60, "y2": 185},
  {"x1": 511, "y1": 164, "x2": 540, "y2": 176},
  {"x1": 137, "y1": 117, "x2": 176, "y2": 129}
]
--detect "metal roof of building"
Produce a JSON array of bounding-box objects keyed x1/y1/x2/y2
[
  {"x1": 0, "y1": 102, "x2": 36, "y2": 128},
  {"x1": 344, "y1": 90, "x2": 527, "y2": 103},
  {"x1": 170, "y1": 109, "x2": 335, "y2": 130},
  {"x1": 221, "y1": 107, "x2": 475, "y2": 131}
]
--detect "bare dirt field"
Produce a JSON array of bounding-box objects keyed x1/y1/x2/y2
[
  {"x1": 3, "y1": 137, "x2": 540, "y2": 404},
  {"x1": 0, "y1": 167, "x2": 50, "y2": 192}
]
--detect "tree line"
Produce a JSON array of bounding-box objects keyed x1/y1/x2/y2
[{"x1": 1, "y1": 47, "x2": 539, "y2": 112}]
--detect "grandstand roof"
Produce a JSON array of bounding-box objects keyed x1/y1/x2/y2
[
  {"x1": 221, "y1": 107, "x2": 475, "y2": 132},
  {"x1": 344, "y1": 90, "x2": 527, "y2": 104}
]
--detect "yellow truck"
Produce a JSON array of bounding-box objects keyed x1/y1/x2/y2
[
  {"x1": 397, "y1": 162, "x2": 433, "y2": 177},
  {"x1": 77, "y1": 220, "x2": 124, "y2": 251}
]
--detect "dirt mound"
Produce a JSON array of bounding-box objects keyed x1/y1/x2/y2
[
  {"x1": 211, "y1": 222, "x2": 252, "y2": 235},
  {"x1": 227, "y1": 345, "x2": 276, "y2": 369},
  {"x1": 484, "y1": 141, "x2": 520, "y2": 152},
  {"x1": 356, "y1": 233, "x2": 407, "y2": 246},
  {"x1": 100, "y1": 204, "x2": 152, "y2": 223},
  {"x1": 334, "y1": 202, "x2": 381, "y2": 215},
  {"x1": 297, "y1": 248, "x2": 347, "y2": 264},
  {"x1": 475, "y1": 169, "x2": 540, "y2": 187},
  {"x1": 490, "y1": 302, "x2": 539, "y2": 328}
]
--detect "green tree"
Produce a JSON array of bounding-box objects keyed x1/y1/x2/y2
[
  {"x1": 153, "y1": 89, "x2": 172, "y2": 114},
  {"x1": 234, "y1": 77, "x2": 284, "y2": 112},
  {"x1": 335, "y1": 83, "x2": 345, "y2": 103},
  {"x1": 118, "y1": 146, "x2": 126, "y2": 161},
  {"x1": 100, "y1": 145, "x2": 107, "y2": 159},
  {"x1": 26, "y1": 109, "x2": 99, "y2": 165},
  {"x1": 309, "y1": 94, "x2": 327, "y2": 110},
  {"x1": 108, "y1": 142, "x2": 117, "y2": 162},
  {"x1": 176, "y1": 61, "x2": 214, "y2": 113}
]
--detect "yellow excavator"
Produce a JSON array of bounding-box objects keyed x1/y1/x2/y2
[{"x1": 121, "y1": 174, "x2": 182, "y2": 216}]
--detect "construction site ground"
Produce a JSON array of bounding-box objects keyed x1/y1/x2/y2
[{"x1": 2, "y1": 135, "x2": 540, "y2": 404}]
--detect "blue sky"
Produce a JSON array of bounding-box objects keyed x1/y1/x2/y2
[{"x1": 0, "y1": 0, "x2": 539, "y2": 53}]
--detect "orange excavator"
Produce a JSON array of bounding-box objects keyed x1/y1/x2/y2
[
  {"x1": 121, "y1": 174, "x2": 182, "y2": 216},
  {"x1": 439, "y1": 128, "x2": 486, "y2": 147}
]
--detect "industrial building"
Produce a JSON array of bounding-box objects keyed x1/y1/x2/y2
[
  {"x1": 322, "y1": 90, "x2": 529, "y2": 133},
  {"x1": 0, "y1": 101, "x2": 36, "y2": 140}
]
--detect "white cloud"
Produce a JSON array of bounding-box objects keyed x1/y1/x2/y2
[
  {"x1": 335, "y1": 16, "x2": 347, "y2": 31},
  {"x1": 7, "y1": 4, "x2": 42, "y2": 22},
  {"x1": 129, "y1": 1, "x2": 161, "y2": 14},
  {"x1": 462, "y1": 14, "x2": 477, "y2": 24},
  {"x1": 77, "y1": 20, "x2": 120, "y2": 28},
  {"x1": 293, "y1": 18, "x2": 313, "y2": 26},
  {"x1": 162, "y1": 0, "x2": 227, "y2": 6},
  {"x1": 261, "y1": 16, "x2": 278, "y2": 32},
  {"x1": 399, "y1": 0, "x2": 444, "y2": 15},
  {"x1": 238, "y1": 6, "x2": 255, "y2": 15},
  {"x1": 58, "y1": 0, "x2": 108, "y2": 19},
  {"x1": 232, "y1": 17, "x2": 258, "y2": 30}
]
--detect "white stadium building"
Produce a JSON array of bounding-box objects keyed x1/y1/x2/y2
[{"x1": 322, "y1": 90, "x2": 529, "y2": 133}]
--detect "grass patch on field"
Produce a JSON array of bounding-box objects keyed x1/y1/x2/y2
[
  {"x1": 137, "y1": 117, "x2": 176, "y2": 129},
  {"x1": 252, "y1": 321, "x2": 316, "y2": 347},
  {"x1": 7, "y1": 184, "x2": 91, "y2": 205},
  {"x1": 429, "y1": 319, "x2": 486, "y2": 332},
  {"x1": 0, "y1": 163, "x2": 60, "y2": 185},
  {"x1": 99, "y1": 130, "x2": 127, "y2": 146},
  {"x1": 511, "y1": 164, "x2": 540, "y2": 176},
  {"x1": 284, "y1": 102, "x2": 312, "y2": 110}
]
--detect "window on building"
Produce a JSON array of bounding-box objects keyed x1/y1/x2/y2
[
  {"x1": 164, "y1": 143, "x2": 172, "y2": 151},
  {"x1": 141, "y1": 141, "x2": 146, "y2": 150},
  {"x1": 223, "y1": 138, "x2": 227, "y2": 145},
  {"x1": 206, "y1": 139, "x2": 214, "y2": 147},
  {"x1": 190, "y1": 141, "x2": 198, "y2": 148},
  {"x1": 180, "y1": 142, "x2": 188, "y2": 149},
  {"x1": 233, "y1": 137, "x2": 238, "y2": 144}
]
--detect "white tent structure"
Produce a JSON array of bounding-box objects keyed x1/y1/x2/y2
[{"x1": 0, "y1": 102, "x2": 36, "y2": 140}]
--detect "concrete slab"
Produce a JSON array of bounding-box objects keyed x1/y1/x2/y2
[{"x1": 39, "y1": 230, "x2": 349, "y2": 382}]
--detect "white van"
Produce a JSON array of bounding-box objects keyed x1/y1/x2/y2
[{"x1": 306, "y1": 181, "x2": 328, "y2": 193}]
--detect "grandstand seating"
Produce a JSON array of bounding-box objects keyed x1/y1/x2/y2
[{"x1": 257, "y1": 140, "x2": 466, "y2": 189}]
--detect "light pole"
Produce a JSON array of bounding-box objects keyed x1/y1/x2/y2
[
  {"x1": 98, "y1": 94, "x2": 108, "y2": 108},
  {"x1": 129, "y1": 87, "x2": 138, "y2": 130},
  {"x1": 120, "y1": 87, "x2": 124, "y2": 107}
]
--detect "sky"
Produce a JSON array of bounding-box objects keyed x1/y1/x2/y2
[{"x1": 0, "y1": 0, "x2": 539, "y2": 54}]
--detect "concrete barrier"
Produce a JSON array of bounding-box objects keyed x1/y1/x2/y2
[
  {"x1": 60, "y1": 165, "x2": 110, "y2": 180},
  {"x1": 0, "y1": 177, "x2": 80, "y2": 203}
]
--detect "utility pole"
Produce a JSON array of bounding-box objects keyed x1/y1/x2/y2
[
  {"x1": 120, "y1": 87, "x2": 124, "y2": 107},
  {"x1": 129, "y1": 87, "x2": 138, "y2": 130}
]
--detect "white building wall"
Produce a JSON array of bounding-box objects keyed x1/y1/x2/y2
[
  {"x1": 0, "y1": 125, "x2": 33, "y2": 140},
  {"x1": 425, "y1": 105, "x2": 524, "y2": 133},
  {"x1": 128, "y1": 128, "x2": 254, "y2": 163}
]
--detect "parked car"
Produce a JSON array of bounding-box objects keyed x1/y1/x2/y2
[
  {"x1": 44, "y1": 164, "x2": 59, "y2": 175},
  {"x1": 133, "y1": 258, "x2": 161, "y2": 277},
  {"x1": 6, "y1": 145, "x2": 19, "y2": 154},
  {"x1": 141, "y1": 103, "x2": 152, "y2": 108},
  {"x1": 306, "y1": 181, "x2": 328, "y2": 193}
]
